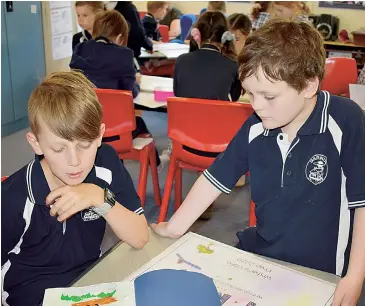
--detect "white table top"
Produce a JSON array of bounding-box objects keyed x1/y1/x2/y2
[
  {"x1": 139, "y1": 75, "x2": 173, "y2": 93},
  {"x1": 140, "y1": 43, "x2": 189, "y2": 59},
  {"x1": 72, "y1": 230, "x2": 339, "y2": 288}
]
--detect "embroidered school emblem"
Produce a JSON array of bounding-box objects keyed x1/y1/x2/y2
[
  {"x1": 81, "y1": 209, "x2": 100, "y2": 221},
  {"x1": 305, "y1": 154, "x2": 328, "y2": 185}
]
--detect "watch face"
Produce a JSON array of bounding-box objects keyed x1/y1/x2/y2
[{"x1": 105, "y1": 188, "x2": 116, "y2": 206}]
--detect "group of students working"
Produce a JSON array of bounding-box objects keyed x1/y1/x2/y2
[{"x1": 2, "y1": 1, "x2": 365, "y2": 306}]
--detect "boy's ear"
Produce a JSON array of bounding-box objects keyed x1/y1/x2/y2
[
  {"x1": 26, "y1": 132, "x2": 44, "y2": 155},
  {"x1": 97, "y1": 123, "x2": 105, "y2": 147},
  {"x1": 115, "y1": 34, "x2": 126, "y2": 46},
  {"x1": 303, "y1": 77, "x2": 320, "y2": 99}
]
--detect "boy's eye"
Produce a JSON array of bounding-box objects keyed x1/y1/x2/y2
[
  {"x1": 78, "y1": 142, "x2": 92, "y2": 149},
  {"x1": 264, "y1": 96, "x2": 275, "y2": 101},
  {"x1": 52, "y1": 148, "x2": 65, "y2": 153}
]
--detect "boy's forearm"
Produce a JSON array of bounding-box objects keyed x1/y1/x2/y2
[
  {"x1": 104, "y1": 203, "x2": 149, "y2": 249},
  {"x1": 346, "y1": 207, "x2": 365, "y2": 282},
  {"x1": 167, "y1": 175, "x2": 222, "y2": 236}
]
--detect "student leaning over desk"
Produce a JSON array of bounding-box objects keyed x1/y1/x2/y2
[
  {"x1": 1, "y1": 71, "x2": 148, "y2": 306},
  {"x1": 152, "y1": 19, "x2": 365, "y2": 306}
]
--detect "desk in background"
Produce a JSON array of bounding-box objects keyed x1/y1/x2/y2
[
  {"x1": 140, "y1": 43, "x2": 189, "y2": 59},
  {"x1": 324, "y1": 41, "x2": 365, "y2": 70}
]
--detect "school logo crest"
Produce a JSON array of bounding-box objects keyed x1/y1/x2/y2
[
  {"x1": 305, "y1": 154, "x2": 328, "y2": 185},
  {"x1": 81, "y1": 209, "x2": 100, "y2": 221}
]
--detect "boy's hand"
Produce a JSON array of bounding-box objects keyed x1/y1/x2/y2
[
  {"x1": 46, "y1": 184, "x2": 104, "y2": 222},
  {"x1": 332, "y1": 275, "x2": 363, "y2": 306},
  {"x1": 136, "y1": 73, "x2": 142, "y2": 85},
  {"x1": 150, "y1": 222, "x2": 182, "y2": 239}
]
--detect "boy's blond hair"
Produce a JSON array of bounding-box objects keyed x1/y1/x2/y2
[
  {"x1": 92, "y1": 10, "x2": 129, "y2": 43},
  {"x1": 238, "y1": 19, "x2": 326, "y2": 92},
  {"x1": 28, "y1": 71, "x2": 102, "y2": 142},
  {"x1": 147, "y1": 1, "x2": 167, "y2": 13},
  {"x1": 208, "y1": 1, "x2": 226, "y2": 13},
  {"x1": 75, "y1": 1, "x2": 105, "y2": 12}
]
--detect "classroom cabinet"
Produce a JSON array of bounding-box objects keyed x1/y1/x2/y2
[{"x1": 1, "y1": 2, "x2": 45, "y2": 137}]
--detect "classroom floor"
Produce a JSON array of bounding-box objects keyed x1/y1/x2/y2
[{"x1": 2, "y1": 111, "x2": 365, "y2": 305}]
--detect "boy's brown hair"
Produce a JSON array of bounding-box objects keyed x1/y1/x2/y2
[
  {"x1": 208, "y1": 1, "x2": 226, "y2": 13},
  {"x1": 274, "y1": 1, "x2": 311, "y2": 15},
  {"x1": 92, "y1": 10, "x2": 129, "y2": 44},
  {"x1": 238, "y1": 19, "x2": 326, "y2": 92},
  {"x1": 75, "y1": 1, "x2": 105, "y2": 12},
  {"x1": 28, "y1": 71, "x2": 102, "y2": 141},
  {"x1": 147, "y1": 1, "x2": 167, "y2": 13}
]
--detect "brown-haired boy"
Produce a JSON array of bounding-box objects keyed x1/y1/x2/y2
[
  {"x1": 72, "y1": 1, "x2": 105, "y2": 50},
  {"x1": 152, "y1": 19, "x2": 365, "y2": 306},
  {"x1": 1, "y1": 71, "x2": 149, "y2": 306},
  {"x1": 142, "y1": 1, "x2": 168, "y2": 42},
  {"x1": 207, "y1": 1, "x2": 227, "y2": 14}
]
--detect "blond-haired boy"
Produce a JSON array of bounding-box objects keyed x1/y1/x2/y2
[
  {"x1": 152, "y1": 20, "x2": 365, "y2": 306},
  {"x1": 1, "y1": 71, "x2": 148, "y2": 306}
]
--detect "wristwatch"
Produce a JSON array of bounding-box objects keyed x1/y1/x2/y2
[{"x1": 90, "y1": 188, "x2": 116, "y2": 217}]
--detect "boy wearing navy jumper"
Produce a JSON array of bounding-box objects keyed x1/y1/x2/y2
[
  {"x1": 1, "y1": 71, "x2": 149, "y2": 306},
  {"x1": 142, "y1": 1, "x2": 168, "y2": 42},
  {"x1": 152, "y1": 20, "x2": 365, "y2": 306}
]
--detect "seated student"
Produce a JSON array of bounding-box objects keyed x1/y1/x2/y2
[
  {"x1": 114, "y1": 1, "x2": 153, "y2": 58},
  {"x1": 250, "y1": 1, "x2": 272, "y2": 31},
  {"x1": 274, "y1": 1, "x2": 310, "y2": 22},
  {"x1": 70, "y1": 11, "x2": 168, "y2": 170},
  {"x1": 184, "y1": 1, "x2": 227, "y2": 44},
  {"x1": 152, "y1": 20, "x2": 365, "y2": 306},
  {"x1": 1, "y1": 71, "x2": 149, "y2": 306},
  {"x1": 228, "y1": 13, "x2": 252, "y2": 55},
  {"x1": 358, "y1": 64, "x2": 365, "y2": 85},
  {"x1": 142, "y1": 1, "x2": 168, "y2": 43},
  {"x1": 72, "y1": 1, "x2": 104, "y2": 51},
  {"x1": 174, "y1": 12, "x2": 241, "y2": 102},
  {"x1": 160, "y1": 2, "x2": 183, "y2": 40}
]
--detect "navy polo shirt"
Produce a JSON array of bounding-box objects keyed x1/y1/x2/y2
[
  {"x1": 1, "y1": 144, "x2": 143, "y2": 306},
  {"x1": 203, "y1": 91, "x2": 365, "y2": 276}
]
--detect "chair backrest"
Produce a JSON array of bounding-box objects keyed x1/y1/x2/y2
[
  {"x1": 321, "y1": 57, "x2": 358, "y2": 97},
  {"x1": 2, "y1": 176, "x2": 8, "y2": 182},
  {"x1": 139, "y1": 11, "x2": 147, "y2": 19},
  {"x1": 94, "y1": 89, "x2": 136, "y2": 153},
  {"x1": 199, "y1": 8, "x2": 207, "y2": 15},
  {"x1": 167, "y1": 97, "x2": 254, "y2": 168},
  {"x1": 180, "y1": 14, "x2": 197, "y2": 40},
  {"x1": 159, "y1": 24, "x2": 169, "y2": 42}
]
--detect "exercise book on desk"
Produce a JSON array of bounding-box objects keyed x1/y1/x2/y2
[
  {"x1": 125, "y1": 232, "x2": 336, "y2": 306},
  {"x1": 139, "y1": 75, "x2": 173, "y2": 93}
]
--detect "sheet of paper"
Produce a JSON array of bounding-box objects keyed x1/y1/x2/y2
[
  {"x1": 134, "y1": 269, "x2": 221, "y2": 306},
  {"x1": 50, "y1": 1, "x2": 71, "y2": 9},
  {"x1": 349, "y1": 84, "x2": 365, "y2": 109},
  {"x1": 153, "y1": 43, "x2": 189, "y2": 52},
  {"x1": 43, "y1": 282, "x2": 135, "y2": 306},
  {"x1": 51, "y1": 7, "x2": 73, "y2": 36},
  {"x1": 125, "y1": 232, "x2": 335, "y2": 306},
  {"x1": 140, "y1": 76, "x2": 173, "y2": 93},
  {"x1": 134, "y1": 92, "x2": 167, "y2": 108},
  {"x1": 52, "y1": 32, "x2": 73, "y2": 60}
]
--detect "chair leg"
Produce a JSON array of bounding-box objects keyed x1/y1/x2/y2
[
  {"x1": 137, "y1": 148, "x2": 149, "y2": 208},
  {"x1": 149, "y1": 144, "x2": 161, "y2": 207},
  {"x1": 158, "y1": 156, "x2": 177, "y2": 223},
  {"x1": 249, "y1": 199, "x2": 256, "y2": 227},
  {"x1": 174, "y1": 166, "x2": 182, "y2": 211}
]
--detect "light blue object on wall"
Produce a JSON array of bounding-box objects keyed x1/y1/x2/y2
[{"x1": 1, "y1": 1, "x2": 45, "y2": 136}]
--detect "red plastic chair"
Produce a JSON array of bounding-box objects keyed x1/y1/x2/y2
[
  {"x1": 321, "y1": 57, "x2": 358, "y2": 97},
  {"x1": 158, "y1": 24, "x2": 169, "y2": 43},
  {"x1": 95, "y1": 89, "x2": 161, "y2": 208},
  {"x1": 158, "y1": 97, "x2": 254, "y2": 222},
  {"x1": 249, "y1": 200, "x2": 256, "y2": 227},
  {"x1": 139, "y1": 11, "x2": 147, "y2": 19},
  {"x1": 2, "y1": 176, "x2": 8, "y2": 182}
]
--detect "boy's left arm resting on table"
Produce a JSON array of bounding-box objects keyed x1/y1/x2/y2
[
  {"x1": 103, "y1": 202, "x2": 148, "y2": 249},
  {"x1": 346, "y1": 207, "x2": 365, "y2": 282}
]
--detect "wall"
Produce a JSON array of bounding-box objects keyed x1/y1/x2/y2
[
  {"x1": 41, "y1": 1, "x2": 78, "y2": 75},
  {"x1": 133, "y1": 1, "x2": 365, "y2": 34}
]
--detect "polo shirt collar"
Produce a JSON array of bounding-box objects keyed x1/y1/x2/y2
[
  {"x1": 28, "y1": 157, "x2": 97, "y2": 206},
  {"x1": 263, "y1": 90, "x2": 331, "y2": 137}
]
